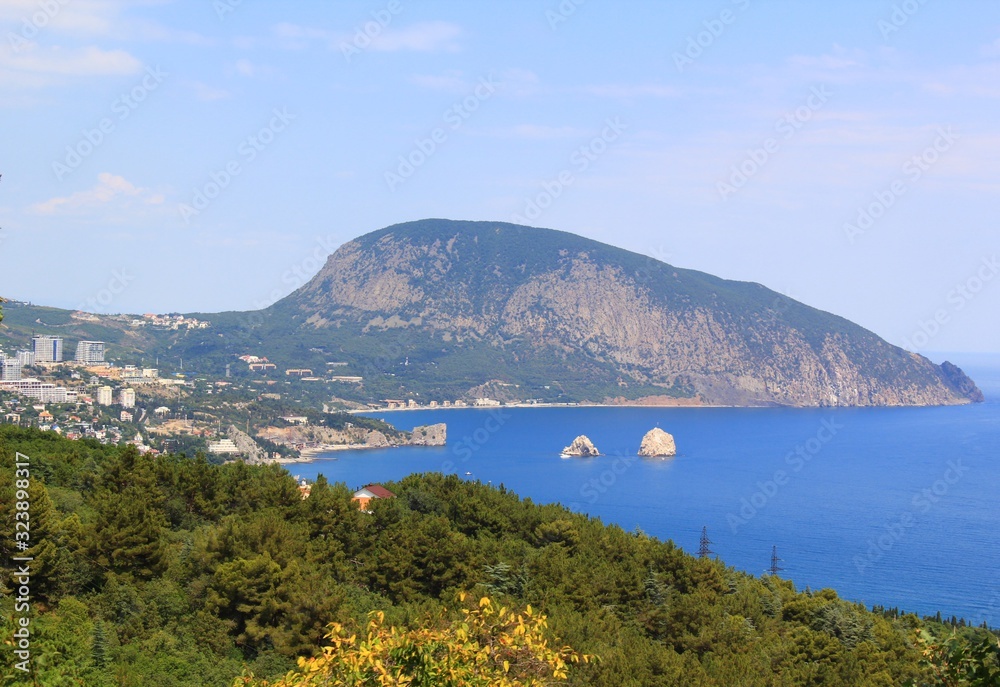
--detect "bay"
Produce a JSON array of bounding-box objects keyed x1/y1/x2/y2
[{"x1": 288, "y1": 357, "x2": 1000, "y2": 626}]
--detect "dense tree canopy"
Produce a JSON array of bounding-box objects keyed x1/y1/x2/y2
[{"x1": 0, "y1": 425, "x2": 996, "y2": 685}]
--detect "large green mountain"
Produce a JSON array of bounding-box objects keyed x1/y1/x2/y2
[
  {"x1": 0, "y1": 219, "x2": 982, "y2": 406},
  {"x1": 256, "y1": 219, "x2": 978, "y2": 406}
]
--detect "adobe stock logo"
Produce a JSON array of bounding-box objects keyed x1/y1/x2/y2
[
  {"x1": 340, "y1": 1, "x2": 404, "y2": 62},
  {"x1": 7, "y1": 0, "x2": 70, "y2": 52},
  {"x1": 877, "y1": 0, "x2": 930, "y2": 40},
  {"x1": 52, "y1": 67, "x2": 168, "y2": 181},
  {"x1": 179, "y1": 108, "x2": 295, "y2": 223},
  {"x1": 843, "y1": 126, "x2": 958, "y2": 244},
  {"x1": 902, "y1": 256, "x2": 999, "y2": 352},
  {"x1": 728, "y1": 418, "x2": 842, "y2": 533},
  {"x1": 510, "y1": 117, "x2": 628, "y2": 224},
  {"x1": 854, "y1": 459, "x2": 968, "y2": 576},
  {"x1": 673, "y1": 0, "x2": 752, "y2": 72},
  {"x1": 579, "y1": 452, "x2": 639, "y2": 504},
  {"x1": 384, "y1": 75, "x2": 498, "y2": 192},
  {"x1": 75, "y1": 269, "x2": 136, "y2": 314},
  {"x1": 546, "y1": 0, "x2": 586, "y2": 30},
  {"x1": 717, "y1": 85, "x2": 831, "y2": 201}
]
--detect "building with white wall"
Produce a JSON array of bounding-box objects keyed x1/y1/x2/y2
[
  {"x1": 32, "y1": 336, "x2": 63, "y2": 363},
  {"x1": 75, "y1": 340, "x2": 106, "y2": 363},
  {"x1": 96, "y1": 386, "x2": 113, "y2": 405}
]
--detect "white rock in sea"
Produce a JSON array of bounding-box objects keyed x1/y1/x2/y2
[
  {"x1": 562, "y1": 435, "x2": 600, "y2": 457},
  {"x1": 408, "y1": 423, "x2": 447, "y2": 446},
  {"x1": 638, "y1": 428, "x2": 676, "y2": 457}
]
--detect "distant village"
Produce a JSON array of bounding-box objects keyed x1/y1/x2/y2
[
  {"x1": 0, "y1": 322, "x2": 513, "y2": 463},
  {"x1": 0, "y1": 333, "x2": 193, "y2": 455}
]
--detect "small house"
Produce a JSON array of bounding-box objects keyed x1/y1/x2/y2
[{"x1": 352, "y1": 484, "x2": 396, "y2": 511}]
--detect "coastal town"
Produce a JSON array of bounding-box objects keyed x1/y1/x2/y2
[{"x1": 0, "y1": 322, "x2": 496, "y2": 462}]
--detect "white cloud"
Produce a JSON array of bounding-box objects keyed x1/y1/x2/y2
[
  {"x1": 920, "y1": 63, "x2": 1000, "y2": 98},
  {"x1": 0, "y1": 1, "x2": 209, "y2": 43},
  {"x1": 507, "y1": 124, "x2": 590, "y2": 139},
  {"x1": 409, "y1": 70, "x2": 467, "y2": 92},
  {"x1": 271, "y1": 20, "x2": 462, "y2": 53},
  {"x1": 980, "y1": 37, "x2": 1000, "y2": 58},
  {"x1": 787, "y1": 53, "x2": 864, "y2": 71},
  {"x1": 0, "y1": 0, "x2": 115, "y2": 35},
  {"x1": 187, "y1": 80, "x2": 230, "y2": 101},
  {"x1": 581, "y1": 83, "x2": 679, "y2": 99},
  {"x1": 369, "y1": 21, "x2": 462, "y2": 53},
  {"x1": 225, "y1": 59, "x2": 278, "y2": 79},
  {"x1": 29, "y1": 173, "x2": 164, "y2": 216},
  {"x1": 0, "y1": 43, "x2": 141, "y2": 77},
  {"x1": 497, "y1": 68, "x2": 540, "y2": 97},
  {"x1": 272, "y1": 21, "x2": 334, "y2": 50}
]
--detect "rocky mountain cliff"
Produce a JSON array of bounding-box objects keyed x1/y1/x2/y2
[{"x1": 267, "y1": 219, "x2": 982, "y2": 407}]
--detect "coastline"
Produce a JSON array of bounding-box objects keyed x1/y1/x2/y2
[
  {"x1": 347, "y1": 397, "x2": 976, "y2": 414},
  {"x1": 275, "y1": 443, "x2": 376, "y2": 464},
  {"x1": 273, "y1": 441, "x2": 432, "y2": 464},
  {"x1": 349, "y1": 399, "x2": 722, "y2": 414}
]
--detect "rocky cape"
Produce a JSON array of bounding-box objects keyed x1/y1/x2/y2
[
  {"x1": 261, "y1": 422, "x2": 446, "y2": 456},
  {"x1": 263, "y1": 220, "x2": 983, "y2": 407},
  {"x1": 81, "y1": 218, "x2": 980, "y2": 408},
  {"x1": 638, "y1": 428, "x2": 677, "y2": 457}
]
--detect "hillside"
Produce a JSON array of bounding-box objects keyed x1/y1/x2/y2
[
  {"x1": 1, "y1": 426, "x2": 997, "y2": 685},
  {"x1": 267, "y1": 219, "x2": 981, "y2": 406},
  {"x1": 0, "y1": 220, "x2": 983, "y2": 407}
]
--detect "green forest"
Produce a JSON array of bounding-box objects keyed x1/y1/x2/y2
[{"x1": 0, "y1": 425, "x2": 997, "y2": 686}]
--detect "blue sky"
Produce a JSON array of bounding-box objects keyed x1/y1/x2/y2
[{"x1": 1, "y1": 0, "x2": 998, "y2": 354}]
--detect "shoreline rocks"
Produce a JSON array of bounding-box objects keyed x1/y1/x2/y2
[
  {"x1": 365, "y1": 430, "x2": 390, "y2": 448},
  {"x1": 638, "y1": 427, "x2": 676, "y2": 457},
  {"x1": 562, "y1": 435, "x2": 600, "y2": 457},
  {"x1": 408, "y1": 423, "x2": 447, "y2": 446}
]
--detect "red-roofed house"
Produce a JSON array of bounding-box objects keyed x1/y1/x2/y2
[{"x1": 352, "y1": 484, "x2": 396, "y2": 511}]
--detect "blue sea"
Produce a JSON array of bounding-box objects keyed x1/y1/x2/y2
[{"x1": 288, "y1": 355, "x2": 1000, "y2": 626}]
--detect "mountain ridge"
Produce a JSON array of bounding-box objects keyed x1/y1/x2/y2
[
  {"x1": 0, "y1": 219, "x2": 982, "y2": 407},
  {"x1": 267, "y1": 219, "x2": 982, "y2": 407}
]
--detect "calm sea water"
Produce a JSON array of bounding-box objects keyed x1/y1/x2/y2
[{"x1": 289, "y1": 356, "x2": 1000, "y2": 625}]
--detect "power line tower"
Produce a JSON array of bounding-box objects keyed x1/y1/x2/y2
[
  {"x1": 698, "y1": 526, "x2": 713, "y2": 558},
  {"x1": 768, "y1": 546, "x2": 783, "y2": 576}
]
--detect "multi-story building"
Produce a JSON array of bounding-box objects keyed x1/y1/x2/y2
[
  {"x1": 1, "y1": 358, "x2": 22, "y2": 381},
  {"x1": 120, "y1": 388, "x2": 136, "y2": 408},
  {"x1": 207, "y1": 438, "x2": 240, "y2": 454},
  {"x1": 32, "y1": 336, "x2": 63, "y2": 363},
  {"x1": 0, "y1": 378, "x2": 68, "y2": 403},
  {"x1": 75, "y1": 340, "x2": 106, "y2": 363},
  {"x1": 96, "y1": 386, "x2": 113, "y2": 405},
  {"x1": 16, "y1": 350, "x2": 35, "y2": 367}
]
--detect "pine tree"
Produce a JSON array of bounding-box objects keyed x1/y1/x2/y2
[{"x1": 92, "y1": 620, "x2": 108, "y2": 669}]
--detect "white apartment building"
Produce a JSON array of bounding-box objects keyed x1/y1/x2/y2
[
  {"x1": 1, "y1": 357, "x2": 21, "y2": 381},
  {"x1": 32, "y1": 336, "x2": 63, "y2": 363},
  {"x1": 0, "y1": 378, "x2": 69, "y2": 403},
  {"x1": 96, "y1": 386, "x2": 113, "y2": 405},
  {"x1": 207, "y1": 438, "x2": 240, "y2": 454},
  {"x1": 120, "y1": 388, "x2": 136, "y2": 408},
  {"x1": 75, "y1": 340, "x2": 106, "y2": 363}
]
